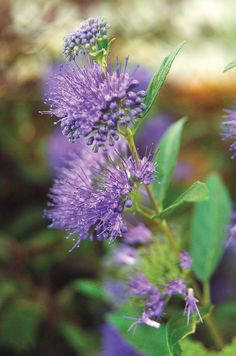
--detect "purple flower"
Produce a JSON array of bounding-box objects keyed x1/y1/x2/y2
[
  {"x1": 114, "y1": 245, "x2": 137, "y2": 265},
  {"x1": 100, "y1": 323, "x2": 141, "y2": 356},
  {"x1": 222, "y1": 105, "x2": 236, "y2": 158},
  {"x1": 129, "y1": 274, "x2": 156, "y2": 297},
  {"x1": 46, "y1": 153, "x2": 154, "y2": 250},
  {"x1": 104, "y1": 280, "x2": 128, "y2": 305},
  {"x1": 180, "y1": 251, "x2": 192, "y2": 270},
  {"x1": 124, "y1": 223, "x2": 151, "y2": 245},
  {"x1": 165, "y1": 279, "x2": 187, "y2": 297},
  {"x1": 128, "y1": 312, "x2": 160, "y2": 334},
  {"x1": 145, "y1": 292, "x2": 166, "y2": 320},
  {"x1": 64, "y1": 17, "x2": 110, "y2": 61},
  {"x1": 184, "y1": 288, "x2": 202, "y2": 324},
  {"x1": 42, "y1": 61, "x2": 146, "y2": 151}
]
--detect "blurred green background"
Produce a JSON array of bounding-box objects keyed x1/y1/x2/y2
[{"x1": 1, "y1": 0, "x2": 236, "y2": 354}]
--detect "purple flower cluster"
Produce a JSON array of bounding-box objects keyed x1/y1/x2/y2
[
  {"x1": 222, "y1": 105, "x2": 236, "y2": 158},
  {"x1": 113, "y1": 245, "x2": 137, "y2": 265},
  {"x1": 64, "y1": 17, "x2": 110, "y2": 61},
  {"x1": 124, "y1": 222, "x2": 151, "y2": 245},
  {"x1": 42, "y1": 61, "x2": 146, "y2": 151},
  {"x1": 180, "y1": 251, "x2": 192, "y2": 270},
  {"x1": 128, "y1": 275, "x2": 201, "y2": 328},
  {"x1": 46, "y1": 153, "x2": 155, "y2": 250}
]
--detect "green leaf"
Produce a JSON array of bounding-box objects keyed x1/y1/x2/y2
[
  {"x1": 152, "y1": 117, "x2": 187, "y2": 208},
  {"x1": 214, "y1": 301, "x2": 236, "y2": 339},
  {"x1": 132, "y1": 42, "x2": 185, "y2": 134},
  {"x1": 166, "y1": 307, "x2": 211, "y2": 356},
  {"x1": 58, "y1": 322, "x2": 89, "y2": 353},
  {"x1": 153, "y1": 181, "x2": 208, "y2": 219},
  {"x1": 0, "y1": 300, "x2": 43, "y2": 352},
  {"x1": 223, "y1": 59, "x2": 236, "y2": 73},
  {"x1": 220, "y1": 338, "x2": 236, "y2": 355},
  {"x1": 107, "y1": 303, "x2": 169, "y2": 356},
  {"x1": 72, "y1": 279, "x2": 109, "y2": 302},
  {"x1": 191, "y1": 173, "x2": 232, "y2": 282},
  {"x1": 180, "y1": 339, "x2": 210, "y2": 356}
]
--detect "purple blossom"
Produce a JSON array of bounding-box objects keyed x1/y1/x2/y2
[
  {"x1": 42, "y1": 61, "x2": 146, "y2": 151},
  {"x1": 165, "y1": 279, "x2": 187, "y2": 297},
  {"x1": 226, "y1": 223, "x2": 236, "y2": 250},
  {"x1": 46, "y1": 153, "x2": 154, "y2": 250},
  {"x1": 113, "y1": 245, "x2": 137, "y2": 265},
  {"x1": 184, "y1": 288, "x2": 202, "y2": 324},
  {"x1": 124, "y1": 223, "x2": 151, "y2": 245},
  {"x1": 104, "y1": 280, "x2": 128, "y2": 305},
  {"x1": 222, "y1": 105, "x2": 236, "y2": 158},
  {"x1": 145, "y1": 292, "x2": 166, "y2": 320},
  {"x1": 180, "y1": 251, "x2": 192, "y2": 270},
  {"x1": 129, "y1": 274, "x2": 157, "y2": 297},
  {"x1": 100, "y1": 323, "x2": 141, "y2": 356},
  {"x1": 64, "y1": 17, "x2": 110, "y2": 61}
]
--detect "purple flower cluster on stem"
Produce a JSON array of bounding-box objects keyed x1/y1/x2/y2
[{"x1": 222, "y1": 105, "x2": 236, "y2": 158}]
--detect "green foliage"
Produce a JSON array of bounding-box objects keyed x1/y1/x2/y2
[
  {"x1": 166, "y1": 306, "x2": 211, "y2": 356},
  {"x1": 107, "y1": 303, "x2": 169, "y2": 356},
  {"x1": 154, "y1": 181, "x2": 208, "y2": 219},
  {"x1": 220, "y1": 338, "x2": 236, "y2": 355},
  {"x1": 72, "y1": 279, "x2": 109, "y2": 302},
  {"x1": 138, "y1": 239, "x2": 183, "y2": 286},
  {"x1": 191, "y1": 173, "x2": 232, "y2": 282},
  {"x1": 214, "y1": 301, "x2": 236, "y2": 340},
  {"x1": 107, "y1": 304, "x2": 210, "y2": 356},
  {"x1": 180, "y1": 339, "x2": 210, "y2": 355},
  {"x1": 58, "y1": 321, "x2": 90, "y2": 354},
  {"x1": 132, "y1": 42, "x2": 185, "y2": 134},
  {"x1": 152, "y1": 117, "x2": 187, "y2": 209},
  {"x1": 0, "y1": 299, "x2": 44, "y2": 352},
  {"x1": 223, "y1": 59, "x2": 236, "y2": 72}
]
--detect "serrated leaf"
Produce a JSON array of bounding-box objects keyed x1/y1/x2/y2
[
  {"x1": 223, "y1": 59, "x2": 236, "y2": 73},
  {"x1": 166, "y1": 307, "x2": 211, "y2": 356},
  {"x1": 153, "y1": 181, "x2": 208, "y2": 219},
  {"x1": 191, "y1": 173, "x2": 232, "y2": 282},
  {"x1": 152, "y1": 117, "x2": 187, "y2": 208},
  {"x1": 132, "y1": 42, "x2": 185, "y2": 134},
  {"x1": 107, "y1": 303, "x2": 169, "y2": 356},
  {"x1": 73, "y1": 279, "x2": 109, "y2": 302}
]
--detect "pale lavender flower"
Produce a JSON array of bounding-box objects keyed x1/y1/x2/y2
[
  {"x1": 222, "y1": 105, "x2": 236, "y2": 158},
  {"x1": 165, "y1": 279, "x2": 187, "y2": 297},
  {"x1": 124, "y1": 223, "x2": 151, "y2": 245},
  {"x1": 184, "y1": 288, "x2": 202, "y2": 324},
  {"x1": 113, "y1": 245, "x2": 137, "y2": 265},
  {"x1": 180, "y1": 251, "x2": 192, "y2": 270},
  {"x1": 104, "y1": 280, "x2": 128, "y2": 305},
  {"x1": 128, "y1": 312, "x2": 160, "y2": 334},
  {"x1": 46, "y1": 152, "x2": 154, "y2": 250},
  {"x1": 42, "y1": 61, "x2": 146, "y2": 151},
  {"x1": 64, "y1": 17, "x2": 110, "y2": 61},
  {"x1": 129, "y1": 274, "x2": 156, "y2": 297},
  {"x1": 100, "y1": 323, "x2": 141, "y2": 356}
]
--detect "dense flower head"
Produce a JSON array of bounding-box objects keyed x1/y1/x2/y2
[
  {"x1": 184, "y1": 288, "x2": 202, "y2": 324},
  {"x1": 165, "y1": 279, "x2": 187, "y2": 297},
  {"x1": 222, "y1": 106, "x2": 236, "y2": 158},
  {"x1": 64, "y1": 17, "x2": 110, "y2": 61},
  {"x1": 179, "y1": 251, "x2": 192, "y2": 270},
  {"x1": 124, "y1": 222, "x2": 151, "y2": 245},
  {"x1": 46, "y1": 151, "x2": 154, "y2": 250},
  {"x1": 42, "y1": 61, "x2": 146, "y2": 151}
]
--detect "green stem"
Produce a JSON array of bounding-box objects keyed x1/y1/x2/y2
[{"x1": 124, "y1": 129, "x2": 225, "y2": 350}]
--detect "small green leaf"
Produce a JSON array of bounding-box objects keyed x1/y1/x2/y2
[
  {"x1": 153, "y1": 181, "x2": 208, "y2": 219},
  {"x1": 223, "y1": 59, "x2": 236, "y2": 73},
  {"x1": 166, "y1": 307, "x2": 211, "y2": 356},
  {"x1": 191, "y1": 173, "x2": 232, "y2": 282},
  {"x1": 107, "y1": 304, "x2": 169, "y2": 356},
  {"x1": 152, "y1": 117, "x2": 187, "y2": 208},
  {"x1": 73, "y1": 279, "x2": 108, "y2": 302},
  {"x1": 58, "y1": 322, "x2": 89, "y2": 353},
  {"x1": 132, "y1": 42, "x2": 185, "y2": 134}
]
